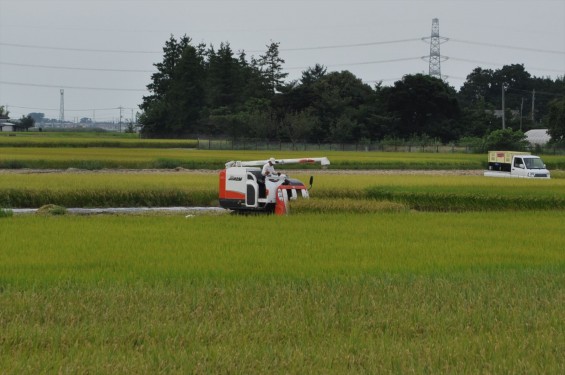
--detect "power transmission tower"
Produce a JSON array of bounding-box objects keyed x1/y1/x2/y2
[
  {"x1": 59, "y1": 89, "x2": 65, "y2": 123},
  {"x1": 422, "y1": 18, "x2": 448, "y2": 79}
]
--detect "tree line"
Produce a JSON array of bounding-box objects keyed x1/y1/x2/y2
[{"x1": 139, "y1": 35, "x2": 565, "y2": 147}]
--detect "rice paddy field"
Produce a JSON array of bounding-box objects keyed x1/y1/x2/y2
[
  {"x1": 1, "y1": 212, "x2": 564, "y2": 373},
  {"x1": 1, "y1": 142, "x2": 565, "y2": 373},
  {"x1": 1, "y1": 170, "x2": 564, "y2": 211}
]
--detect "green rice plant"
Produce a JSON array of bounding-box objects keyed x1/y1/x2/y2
[
  {"x1": 291, "y1": 198, "x2": 408, "y2": 214},
  {"x1": 307, "y1": 174, "x2": 565, "y2": 211},
  {"x1": 0, "y1": 207, "x2": 13, "y2": 217},
  {"x1": 0, "y1": 147, "x2": 230, "y2": 170},
  {"x1": 2, "y1": 212, "x2": 563, "y2": 283},
  {"x1": 364, "y1": 187, "x2": 565, "y2": 211},
  {"x1": 0, "y1": 212, "x2": 564, "y2": 373},
  {"x1": 0, "y1": 188, "x2": 217, "y2": 208},
  {"x1": 154, "y1": 158, "x2": 185, "y2": 169},
  {"x1": 0, "y1": 173, "x2": 218, "y2": 208}
]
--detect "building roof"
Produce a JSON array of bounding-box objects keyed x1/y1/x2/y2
[{"x1": 525, "y1": 129, "x2": 551, "y2": 145}]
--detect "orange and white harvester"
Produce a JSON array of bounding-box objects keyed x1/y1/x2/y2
[{"x1": 219, "y1": 157, "x2": 330, "y2": 214}]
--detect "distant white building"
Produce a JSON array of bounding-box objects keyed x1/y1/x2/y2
[
  {"x1": 0, "y1": 122, "x2": 15, "y2": 132},
  {"x1": 525, "y1": 129, "x2": 551, "y2": 146}
]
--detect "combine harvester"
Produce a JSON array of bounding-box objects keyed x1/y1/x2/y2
[{"x1": 219, "y1": 157, "x2": 330, "y2": 215}]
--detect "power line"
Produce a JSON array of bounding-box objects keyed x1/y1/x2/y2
[
  {"x1": 0, "y1": 61, "x2": 154, "y2": 73},
  {"x1": 449, "y1": 38, "x2": 565, "y2": 55},
  {"x1": 287, "y1": 56, "x2": 422, "y2": 70},
  {"x1": 6, "y1": 105, "x2": 137, "y2": 112},
  {"x1": 1, "y1": 38, "x2": 422, "y2": 55},
  {"x1": 274, "y1": 38, "x2": 422, "y2": 52},
  {"x1": 448, "y1": 57, "x2": 564, "y2": 73},
  {"x1": 3, "y1": 37, "x2": 563, "y2": 56},
  {"x1": 0, "y1": 42, "x2": 160, "y2": 54},
  {"x1": 0, "y1": 80, "x2": 146, "y2": 92},
  {"x1": 506, "y1": 87, "x2": 564, "y2": 98},
  {"x1": 2, "y1": 55, "x2": 561, "y2": 77}
]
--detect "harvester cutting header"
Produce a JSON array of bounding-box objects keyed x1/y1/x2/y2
[{"x1": 219, "y1": 157, "x2": 330, "y2": 214}]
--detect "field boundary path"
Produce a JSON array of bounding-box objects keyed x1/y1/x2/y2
[{"x1": 0, "y1": 168, "x2": 484, "y2": 176}]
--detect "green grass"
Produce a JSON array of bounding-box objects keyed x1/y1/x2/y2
[{"x1": 0, "y1": 212, "x2": 564, "y2": 373}]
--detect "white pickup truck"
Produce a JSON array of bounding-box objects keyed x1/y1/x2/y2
[{"x1": 484, "y1": 151, "x2": 550, "y2": 179}]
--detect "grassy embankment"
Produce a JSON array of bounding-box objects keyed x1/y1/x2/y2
[
  {"x1": 1, "y1": 212, "x2": 564, "y2": 373},
  {"x1": 0, "y1": 131, "x2": 198, "y2": 148}
]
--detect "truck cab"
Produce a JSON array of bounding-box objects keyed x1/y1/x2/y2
[{"x1": 510, "y1": 155, "x2": 550, "y2": 178}]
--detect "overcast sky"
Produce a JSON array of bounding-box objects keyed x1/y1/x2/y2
[{"x1": 1, "y1": 0, "x2": 564, "y2": 122}]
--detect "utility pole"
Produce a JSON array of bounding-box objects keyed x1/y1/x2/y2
[
  {"x1": 520, "y1": 97, "x2": 524, "y2": 131},
  {"x1": 59, "y1": 89, "x2": 65, "y2": 123},
  {"x1": 501, "y1": 84, "x2": 506, "y2": 130},
  {"x1": 119, "y1": 106, "x2": 123, "y2": 132},
  {"x1": 531, "y1": 89, "x2": 536, "y2": 123}
]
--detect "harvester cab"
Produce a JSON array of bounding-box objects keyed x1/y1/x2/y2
[{"x1": 219, "y1": 157, "x2": 330, "y2": 214}]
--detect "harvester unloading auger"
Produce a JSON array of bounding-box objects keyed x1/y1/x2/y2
[{"x1": 219, "y1": 157, "x2": 330, "y2": 215}]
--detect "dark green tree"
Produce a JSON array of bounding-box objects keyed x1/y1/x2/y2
[
  {"x1": 139, "y1": 35, "x2": 205, "y2": 137},
  {"x1": 18, "y1": 115, "x2": 35, "y2": 130},
  {"x1": 0, "y1": 105, "x2": 9, "y2": 119},
  {"x1": 382, "y1": 74, "x2": 461, "y2": 142},
  {"x1": 547, "y1": 97, "x2": 565, "y2": 143},
  {"x1": 300, "y1": 64, "x2": 327, "y2": 86},
  {"x1": 458, "y1": 67, "x2": 495, "y2": 108},
  {"x1": 534, "y1": 75, "x2": 565, "y2": 124},
  {"x1": 205, "y1": 43, "x2": 241, "y2": 109},
  {"x1": 259, "y1": 41, "x2": 288, "y2": 94},
  {"x1": 483, "y1": 128, "x2": 528, "y2": 151},
  {"x1": 309, "y1": 71, "x2": 376, "y2": 142},
  {"x1": 238, "y1": 52, "x2": 271, "y2": 103},
  {"x1": 459, "y1": 97, "x2": 498, "y2": 137}
]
